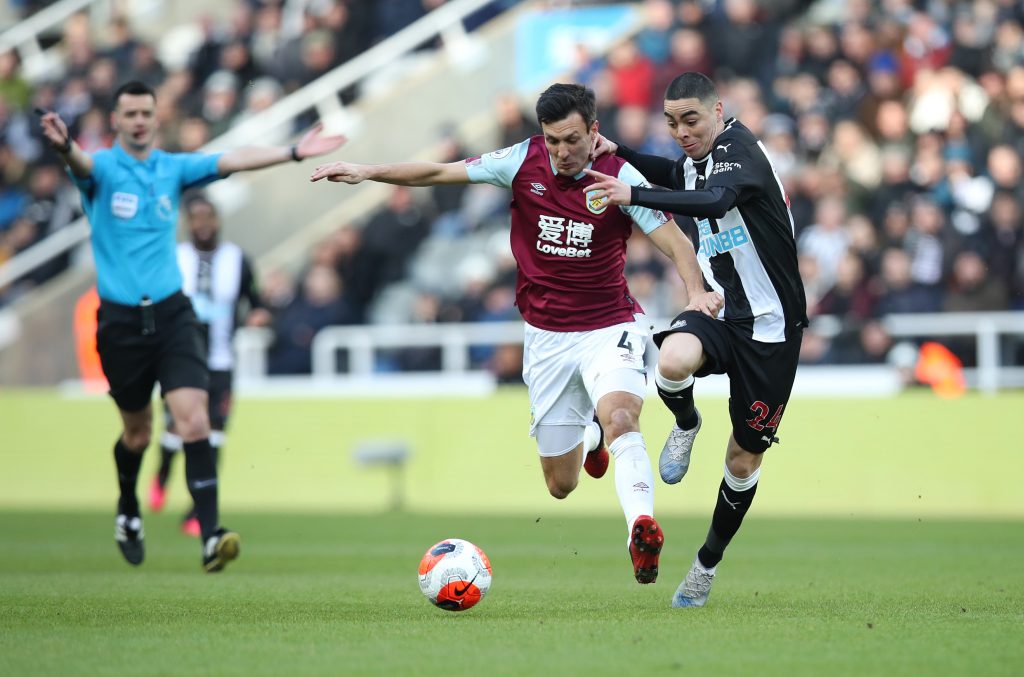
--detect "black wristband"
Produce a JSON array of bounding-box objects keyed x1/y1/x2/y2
[
  {"x1": 631, "y1": 185, "x2": 639, "y2": 205},
  {"x1": 54, "y1": 137, "x2": 72, "y2": 154},
  {"x1": 290, "y1": 144, "x2": 301, "y2": 162}
]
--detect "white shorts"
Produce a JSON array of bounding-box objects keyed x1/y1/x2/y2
[{"x1": 523, "y1": 315, "x2": 649, "y2": 444}]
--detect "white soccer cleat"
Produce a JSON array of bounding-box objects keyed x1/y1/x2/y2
[
  {"x1": 659, "y1": 410, "x2": 701, "y2": 484},
  {"x1": 671, "y1": 557, "x2": 715, "y2": 608},
  {"x1": 115, "y1": 514, "x2": 145, "y2": 566}
]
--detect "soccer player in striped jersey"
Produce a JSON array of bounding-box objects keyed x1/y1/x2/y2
[
  {"x1": 311, "y1": 83, "x2": 722, "y2": 585},
  {"x1": 586, "y1": 72, "x2": 808, "y2": 607},
  {"x1": 148, "y1": 193, "x2": 270, "y2": 536}
]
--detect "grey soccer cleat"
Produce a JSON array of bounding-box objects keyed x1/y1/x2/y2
[
  {"x1": 659, "y1": 410, "x2": 701, "y2": 484},
  {"x1": 115, "y1": 514, "x2": 145, "y2": 566},
  {"x1": 671, "y1": 558, "x2": 716, "y2": 608}
]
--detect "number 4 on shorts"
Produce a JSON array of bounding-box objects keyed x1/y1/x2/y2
[{"x1": 617, "y1": 331, "x2": 634, "y2": 352}]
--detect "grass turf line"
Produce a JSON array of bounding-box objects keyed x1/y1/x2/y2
[{"x1": 1, "y1": 512, "x2": 1021, "y2": 676}]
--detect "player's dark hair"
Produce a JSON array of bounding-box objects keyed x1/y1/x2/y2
[
  {"x1": 665, "y1": 72, "x2": 718, "y2": 105},
  {"x1": 183, "y1": 191, "x2": 215, "y2": 215},
  {"x1": 113, "y1": 80, "x2": 156, "y2": 107},
  {"x1": 535, "y1": 83, "x2": 597, "y2": 128}
]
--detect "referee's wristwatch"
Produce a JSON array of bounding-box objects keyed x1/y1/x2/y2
[{"x1": 53, "y1": 137, "x2": 72, "y2": 154}]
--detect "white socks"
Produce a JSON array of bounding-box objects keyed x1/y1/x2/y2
[
  {"x1": 608, "y1": 432, "x2": 655, "y2": 532},
  {"x1": 160, "y1": 431, "x2": 183, "y2": 451},
  {"x1": 655, "y1": 367, "x2": 694, "y2": 393},
  {"x1": 723, "y1": 463, "x2": 760, "y2": 492}
]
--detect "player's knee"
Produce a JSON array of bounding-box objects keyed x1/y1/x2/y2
[
  {"x1": 725, "y1": 444, "x2": 762, "y2": 479},
  {"x1": 601, "y1": 408, "x2": 639, "y2": 441},
  {"x1": 122, "y1": 425, "x2": 151, "y2": 451},
  {"x1": 658, "y1": 338, "x2": 702, "y2": 380},
  {"x1": 175, "y1": 408, "x2": 211, "y2": 442},
  {"x1": 546, "y1": 474, "x2": 577, "y2": 499}
]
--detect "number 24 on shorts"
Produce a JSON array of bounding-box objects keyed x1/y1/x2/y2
[{"x1": 746, "y1": 401, "x2": 784, "y2": 432}]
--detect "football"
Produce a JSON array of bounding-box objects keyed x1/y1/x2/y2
[{"x1": 418, "y1": 538, "x2": 493, "y2": 611}]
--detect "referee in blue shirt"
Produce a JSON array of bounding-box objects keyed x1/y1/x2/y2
[{"x1": 39, "y1": 81, "x2": 345, "y2": 572}]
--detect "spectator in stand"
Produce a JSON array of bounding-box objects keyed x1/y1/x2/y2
[
  {"x1": 126, "y1": 42, "x2": 166, "y2": 90},
  {"x1": 73, "y1": 107, "x2": 113, "y2": 153},
  {"x1": 200, "y1": 71, "x2": 240, "y2": 138},
  {"x1": 358, "y1": 186, "x2": 432, "y2": 311},
  {"x1": 606, "y1": 39, "x2": 655, "y2": 110},
  {"x1": 983, "y1": 190, "x2": 1024, "y2": 305},
  {"x1": 259, "y1": 268, "x2": 297, "y2": 317},
  {"x1": 327, "y1": 225, "x2": 372, "y2": 321},
  {"x1": 635, "y1": 0, "x2": 675, "y2": 65},
  {"x1": 944, "y1": 250, "x2": 1009, "y2": 313},
  {"x1": 707, "y1": 0, "x2": 773, "y2": 84},
  {"x1": 429, "y1": 126, "x2": 472, "y2": 236},
  {"x1": 388, "y1": 290, "x2": 444, "y2": 372},
  {"x1": 495, "y1": 92, "x2": 541, "y2": 148},
  {"x1": 268, "y1": 265, "x2": 357, "y2": 374},
  {"x1": 0, "y1": 50, "x2": 32, "y2": 110},
  {"x1": 653, "y1": 28, "x2": 714, "y2": 106},
  {"x1": 868, "y1": 148, "x2": 915, "y2": 225},
  {"x1": 317, "y1": 0, "x2": 373, "y2": 67},
  {"x1": 798, "y1": 195, "x2": 850, "y2": 288},
  {"x1": 986, "y1": 144, "x2": 1024, "y2": 208},
  {"x1": 905, "y1": 196, "x2": 949, "y2": 291},
  {"x1": 815, "y1": 251, "x2": 876, "y2": 320},
  {"x1": 875, "y1": 248, "x2": 942, "y2": 315},
  {"x1": 232, "y1": 77, "x2": 288, "y2": 145}
]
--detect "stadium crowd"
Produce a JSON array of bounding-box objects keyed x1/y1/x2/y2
[
  {"x1": 3, "y1": 0, "x2": 1024, "y2": 375},
  {"x1": 0, "y1": 0, "x2": 509, "y2": 303}
]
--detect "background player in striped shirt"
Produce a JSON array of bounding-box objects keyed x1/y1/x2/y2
[
  {"x1": 310, "y1": 83, "x2": 721, "y2": 585},
  {"x1": 587, "y1": 72, "x2": 808, "y2": 607},
  {"x1": 148, "y1": 193, "x2": 270, "y2": 536}
]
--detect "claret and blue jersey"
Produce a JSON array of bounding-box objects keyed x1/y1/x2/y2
[
  {"x1": 464, "y1": 136, "x2": 669, "y2": 332},
  {"x1": 71, "y1": 143, "x2": 223, "y2": 305}
]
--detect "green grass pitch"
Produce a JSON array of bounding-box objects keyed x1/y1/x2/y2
[{"x1": 1, "y1": 389, "x2": 1023, "y2": 675}]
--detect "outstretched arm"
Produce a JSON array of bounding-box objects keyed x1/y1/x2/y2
[
  {"x1": 309, "y1": 160, "x2": 470, "y2": 186},
  {"x1": 584, "y1": 168, "x2": 738, "y2": 219},
  {"x1": 38, "y1": 110, "x2": 93, "y2": 178},
  {"x1": 647, "y1": 220, "x2": 723, "y2": 317},
  {"x1": 591, "y1": 132, "x2": 677, "y2": 187},
  {"x1": 217, "y1": 123, "x2": 346, "y2": 175}
]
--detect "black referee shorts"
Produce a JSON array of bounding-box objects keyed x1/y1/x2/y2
[
  {"x1": 654, "y1": 310, "x2": 802, "y2": 454},
  {"x1": 96, "y1": 292, "x2": 209, "y2": 413}
]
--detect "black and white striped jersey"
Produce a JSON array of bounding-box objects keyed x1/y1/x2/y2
[
  {"x1": 177, "y1": 241, "x2": 261, "y2": 370},
  {"x1": 621, "y1": 118, "x2": 807, "y2": 343}
]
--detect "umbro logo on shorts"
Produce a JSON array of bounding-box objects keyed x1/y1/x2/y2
[{"x1": 671, "y1": 319, "x2": 687, "y2": 329}]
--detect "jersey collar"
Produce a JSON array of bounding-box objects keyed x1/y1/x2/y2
[{"x1": 112, "y1": 141, "x2": 157, "y2": 167}]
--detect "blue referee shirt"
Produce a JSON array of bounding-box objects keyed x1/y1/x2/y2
[{"x1": 72, "y1": 143, "x2": 224, "y2": 305}]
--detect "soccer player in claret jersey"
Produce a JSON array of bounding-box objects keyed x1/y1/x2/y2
[
  {"x1": 585, "y1": 72, "x2": 808, "y2": 606},
  {"x1": 311, "y1": 83, "x2": 722, "y2": 584}
]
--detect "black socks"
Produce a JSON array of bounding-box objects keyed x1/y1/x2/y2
[
  {"x1": 657, "y1": 381, "x2": 699, "y2": 430},
  {"x1": 183, "y1": 439, "x2": 219, "y2": 541},
  {"x1": 697, "y1": 479, "x2": 759, "y2": 569},
  {"x1": 114, "y1": 438, "x2": 146, "y2": 517}
]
